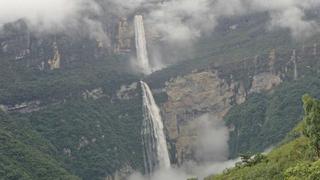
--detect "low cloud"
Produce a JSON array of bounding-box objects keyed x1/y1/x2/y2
[
  {"x1": 2, "y1": 0, "x2": 320, "y2": 42},
  {"x1": 0, "y1": 0, "x2": 110, "y2": 45},
  {"x1": 269, "y1": 7, "x2": 320, "y2": 40},
  {"x1": 0, "y1": 0, "x2": 99, "y2": 31},
  {"x1": 193, "y1": 114, "x2": 229, "y2": 162},
  {"x1": 113, "y1": 0, "x2": 320, "y2": 41}
]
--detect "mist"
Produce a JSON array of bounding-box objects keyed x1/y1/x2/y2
[
  {"x1": 128, "y1": 158, "x2": 240, "y2": 180},
  {"x1": 128, "y1": 113, "x2": 236, "y2": 180},
  {"x1": 2, "y1": 0, "x2": 320, "y2": 41},
  {"x1": 1, "y1": 0, "x2": 320, "y2": 46},
  {"x1": 0, "y1": 0, "x2": 112, "y2": 46},
  {"x1": 112, "y1": 0, "x2": 320, "y2": 67},
  {"x1": 111, "y1": 0, "x2": 320, "y2": 41},
  {"x1": 0, "y1": 1, "x2": 305, "y2": 179},
  {"x1": 0, "y1": 0, "x2": 99, "y2": 31},
  {"x1": 193, "y1": 114, "x2": 229, "y2": 162}
]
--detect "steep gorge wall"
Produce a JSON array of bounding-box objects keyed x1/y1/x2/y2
[
  {"x1": 162, "y1": 71, "x2": 246, "y2": 164},
  {"x1": 159, "y1": 45, "x2": 320, "y2": 164}
]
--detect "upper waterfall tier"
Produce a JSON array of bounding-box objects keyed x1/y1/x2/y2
[{"x1": 134, "y1": 15, "x2": 151, "y2": 74}]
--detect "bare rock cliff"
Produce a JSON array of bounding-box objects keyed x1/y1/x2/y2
[{"x1": 161, "y1": 71, "x2": 247, "y2": 164}]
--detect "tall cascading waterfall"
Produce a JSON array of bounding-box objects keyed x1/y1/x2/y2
[
  {"x1": 140, "y1": 81, "x2": 171, "y2": 174},
  {"x1": 134, "y1": 15, "x2": 151, "y2": 74},
  {"x1": 291, "y1": 49, "x2": 298, "y2": 80}
]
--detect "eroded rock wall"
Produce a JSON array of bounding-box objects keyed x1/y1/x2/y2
[
  {"x1": 159, "y1": 43, "x2": 320, "y2": 165},
  {"x1": 162, "y1": 71, "x2": 247, "y2": 164}
]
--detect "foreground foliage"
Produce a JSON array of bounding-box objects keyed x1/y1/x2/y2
[
  {"x1": 303, "y1": 95, "x2": 320, "y2": 157},
  {"x1": 206, "y1": 96, "x2": 320, "y2": 180}
]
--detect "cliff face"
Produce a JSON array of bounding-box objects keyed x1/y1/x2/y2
[
  {"x1": 113, "y1": 17, "x2": 133, "y2": 53},
  {"x1": 161, "y1": 41, "x2": 320, "y2": 165},
  {"x1": 159, "y1": 45, "x2": 320, "y2": 164},
  {"x1": 250, "y1": 73, "x2": 282, "y2": 93},
  {"x1": 0, "y1": 20, "x2": 111, "y2": 72},
  {"x1": 48, "y1": 42, "x2": 61, "y2": 70},
  {"x1": 162, "y1": 71, "x2": 247, "y2": 164},
  {"x1": 161, "y1": 70, "x2": 283, "y2": 164},
  {"x1": 0, "y1": 20, "x2": 31, "y2": 59}
]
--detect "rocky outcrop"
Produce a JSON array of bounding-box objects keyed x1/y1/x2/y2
[
  {"x1": 250, "y1": 73, "x2": 282, "y2": 93},
  {"x1": 162, "y1": 71, "x2": 246, "y2": 164},
  {"x1": 0, "y1": 20, "x2": 31, "y2": 59},
  {"x1": 48, "y1": 42, "x2": 61, "y2": 70},
  {"x1": 159, "y1": 43, "x2": 320, "y2": 164},
  {"x1": 0, "y1": 101, "x2": 42, "y2": 113},
  {"x1": 117, "y1": 82, "x2": 138, "y2": 100},
  {"x1": 0, "y1": 19, "x2": 113, "y2": 72},
  {"x1": 114, "y1": 17, "x2": 133, "y2": 53},
  {"x1": 82, "y1": 88, "x2": 105, "y2": 100},
  {"x1": 161, "y1": 58, "x2": 285, "y2": 164}
]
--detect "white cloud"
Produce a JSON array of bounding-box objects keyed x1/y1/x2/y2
[
  {"x1": 2, "y1": 0, "x2": 320, "y2": 40},
  {"x1": 123, "y1": 0, "x2": 320, "y2": 41},
  {"x1": 0, "y1": 0, "x2": 99, "y2": 31}
]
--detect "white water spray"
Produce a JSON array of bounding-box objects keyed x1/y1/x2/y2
[
  {"x1": 135, "y1": 15, "x2": 151, "y2": 74},
  {"x1": 141, "y1": 81, "x2": 170, "y2": 174},
  {"x1": 291, "y1": 49, "x2": 298, "y2": 80}
]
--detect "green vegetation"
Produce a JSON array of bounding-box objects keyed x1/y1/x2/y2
[
  {"x1": 303, "y1": 95, "x2": 320, "y2": 157},
  {"x1": 226, "y1": 75, "x2": 320, "y2": 158},
  {"x1": 0, "y1": 111, "x2": 79, "y2": 180},
  {"x1": 236, "y1": 153, "x2": 267, "y2": 168},
  {"x1": 0, "y1": 93, "x2": 144, "y2": 180},
  {"x1": 206, "y1": 137, "x2": 316, "y2": 180},
  {"x1": 26, "y1": 97, "x2": 144, "y2": 179},
  {"x1": 0, "y1": 49, "x2": 144, "y2": 179},
  {"x1": 206, "y1": 96, "x2": 320, "y2": 180},
  {"x1": 284, "y1": 161, "x2": 320, "y2": 180},
  {"x1": 147, "y1": 12, "x2": 320, "y2": 89},
  {"x1": 1, "y1": 10, "x2": 320, "y2": 180},
  {"x1": 0, "y1": 53, "x2": 139, "y2": 104}
]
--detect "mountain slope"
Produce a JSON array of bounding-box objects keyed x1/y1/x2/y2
[
  {"x1": 206, "y1": 121, "x2": 319, "y2": 180},
  {"x1": 1, "y1": 10, "x2": 320, "y2": 180},
  {"x1": 26, "y1": 97, "x2": 144, "y2": 179},
  {"x1": 0, "y1": 111, "x2": 79, "y2": 180},
  {"x1": 206, "y1": 137, "x2": 315, "y2": 180},
  {"x1": 226, "y1": 75, "x2": 320, "y2": 158}
]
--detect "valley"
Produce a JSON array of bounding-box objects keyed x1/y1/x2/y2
[{"x1": 1, "y1": 1, "x2": 320, "y2": 180}]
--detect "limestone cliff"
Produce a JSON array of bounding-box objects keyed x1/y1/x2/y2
[
  {"x1": 161, "y1": 69, "x2": 283, "y2": 164},
  {"x1": 159, "y1": 45, "x2": 320, "y2": 164},
  {"x1": 117, "y1": 82, "x2": 138, "y2": 100},
  {"x1": 114, "y1": 17, "x2": 133, "y2": 53},
  {"x1": 0, "y1": 20, "x2": 31, "y2": 59},
  {"x1": 250, "y1": 73, "x2": 282, "y2": 93},
  {"x1": 162, "y1": 71, "x2": 246, "y2": 164},
  {"x1": 48, "y1": 42, "x2": 61, "y2": 70}
]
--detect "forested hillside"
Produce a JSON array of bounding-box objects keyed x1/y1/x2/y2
[
  {"x1": 206, "y1": 96, "x2": 320, "y2": 180},
  {"x1": 0, "y1": 111, "x2": 79, "y2": 180},
  {"x1": 1, "y1": 1, "x2": 320, "y2": 179},
  {"x1": 0, "y1": 51, "x2": 145, "y2": 179},
  {"x1": 226, "y1": 75, "x2": 320, "y2": 158}
]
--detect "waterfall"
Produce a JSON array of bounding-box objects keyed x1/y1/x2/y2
[
  {"x1": 140, "y1": 81, "x2": 170, "y2": 174},
  {"x1": 291, "y1": 49, "x2": 298, "y2": 80},
  {"x1": 134, "y1": 15, "x2": 151, "y2": 74}
]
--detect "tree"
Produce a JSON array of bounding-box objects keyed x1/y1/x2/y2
[{"x1": 302, "y1": 95, "x2": 320, "y2": 158}]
